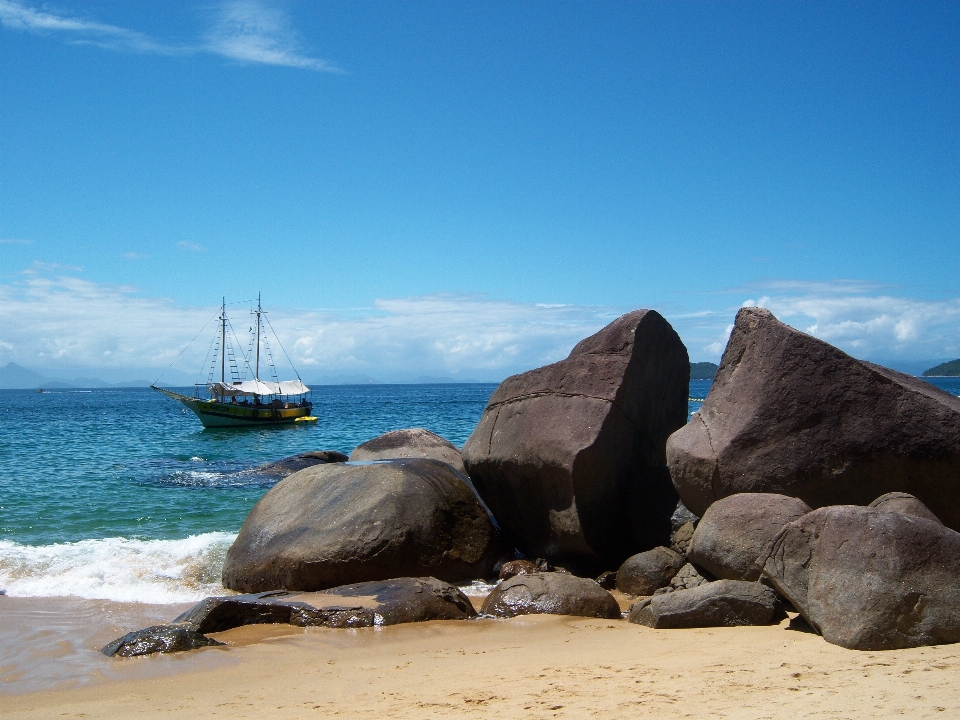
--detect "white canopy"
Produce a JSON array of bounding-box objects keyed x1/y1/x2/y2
[{"x1": 208, "y1": 380, "x2": 310, "y2": 397}]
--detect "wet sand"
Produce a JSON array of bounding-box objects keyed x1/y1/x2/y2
[{"x1": 3, "y1": 594, "x2": 959, "y2": 719}]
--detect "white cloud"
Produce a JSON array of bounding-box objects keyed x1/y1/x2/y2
[
  {"x1": 177, "y1": 241, "x2": 206, "y2": 253},
  {"x1": 204, "y1": 0, "x2": 341, "y2": 72},
  {"x1": 0, "y1": 237, "x2": 32, "y2": 245},
  {"x1": 0, "y1": 0, "x2": 339, "y2": 72},
  {"x1": 0, "y1": 276, "x2": 620, "y2": 381}
]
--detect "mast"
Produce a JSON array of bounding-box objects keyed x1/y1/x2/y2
[
  {"x1": 220, "y1": 297, "x2": 226, "y2": 385},
  {"x1": 255, "y1": 293, "x2": 261, "y2": 381}
]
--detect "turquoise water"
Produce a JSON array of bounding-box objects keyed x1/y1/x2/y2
[{"x1": 0, "y1": 384, "x2": 496, "y2": 546}]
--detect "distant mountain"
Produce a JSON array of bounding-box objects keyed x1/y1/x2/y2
[
  {"x1": 413, "y1": 375, "x2": 485, "y2": 384},
  {"x1": 307, "y1": 374, "x2": 382, "y2": 386},
  {"x1": 0, "y1": 362, "x2": 47, "y2": 389},
  {"x1": 690, "y1": 362, "x2": 719, "y2": 381},
  {"x1": 923, "y1": 359, "x2": 960, "y2": 377}
]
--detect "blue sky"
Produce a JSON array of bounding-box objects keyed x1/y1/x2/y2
[{"x1": 1, "y1": 1, "x2": 958, "y2": 382}]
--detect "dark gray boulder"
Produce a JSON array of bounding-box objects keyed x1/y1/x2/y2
[
  {"x1": 616, "y1": 547, "x2": 685, "y2": 596},
  {"x1": 687, "y1": 493, "x2": 812, "y2": 580},
  {"x1": 176, "y1": 577, "x2": 476, "y2": 632},
  {"x1": 252, "y1": 450, "x2": 347, "y2": 478},
  {"x1": 869, "y1": 492, "x2": 943, "y2": 525},
  {"x1": 349, "y1": 428, "x2": 466, "y2": 474},
  {"x1": 462, "y1": 310, "x2": 689, "y2": 572},
  {"x1": 628, "y1": 580, "x2": 781, "y2": 628},
  {"x1": 480, "y1": 572, "x2": 621, "y2": 619},
  {"x1": 222, "y1": 458, "x2": 505, "y2": 592},
  {"x1": 498, "y1": 559, "x2": 539, "y2": 580},
  {"x1": 667, "y1": 307, "x2": 960, "y2": 531},
  {"x1": 101, "y1": 625, "x2": 223, "y2": 657},
  {"x1": 759, "y1": 505, "x2": 960, "y2": 650}
]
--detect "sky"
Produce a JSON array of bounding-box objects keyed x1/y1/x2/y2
[{"x1": 1, "y1": 0, "x2": 958, "y2": 383}]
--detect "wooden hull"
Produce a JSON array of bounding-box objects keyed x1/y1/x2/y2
[{"x1": 153, "y1": 387, "x2": 313, "y2": 428}]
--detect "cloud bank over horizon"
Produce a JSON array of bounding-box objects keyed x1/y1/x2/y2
[{"x1": 1, "y1": 273, "x2": 958, "y2": 384}]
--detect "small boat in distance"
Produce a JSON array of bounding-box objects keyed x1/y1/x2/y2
[{"x1": 152, "y1": 296, "x2": 313, "y2": 428}]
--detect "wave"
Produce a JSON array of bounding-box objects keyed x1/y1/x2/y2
[{"x1": 0, "y1": 532, "x2": 237, "y2": 604}]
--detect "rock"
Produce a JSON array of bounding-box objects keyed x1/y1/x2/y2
[
  {"x1": 671, "y1": 501, "x2": 698, "y2": 532},
  {"x1": 654, "y1": 563, "x2": 709, "y2": 594},
  {"x1": 499, "y1": 559, "x2": 539, "y2": 580},
  {"x1": 670, "y1": 521, "x2": 696, "y2": 556},
  {"x1": 666, "y1": 307, "x2": 960, "y2": 531},
  {"x1": 869, "y1": 492, "x2": 943, "y2": 525},
  {"x1": 687, "y1": 493, "x2": 812, "y2": 580},
  {"x1": 101, "y1": 625, "x2": 223, "y2": 657},
  {"x1": 759, "y1": 505, "x2": 960, "y2": 650},
  {"x1": 480, "y1": 572, "x2": 621, "y2": 619},
  {"x1": 349, "y1": 428, "x2": 466, "y2": 474},
  {"x1": 462, "y1": 310, "x2": 689, "y2": 572},
  {"x1": 595, "y1": 571, "x2": 618, "y2": 590},
  {"x1": 628, "y1": 580, "x2": 781, "y2": 628},
  {"x1": 222, "y1": 458, "x2": 505, "y2": 592},
  {"x1": 615, "y1": 547, "x2": 685, "y2": 596},
  {"x1": 252, "y1": 450, "x2": 348, "y2": 478},
  {"x1": 176, "y1": 577, "x2": 477, "y2": 633}
]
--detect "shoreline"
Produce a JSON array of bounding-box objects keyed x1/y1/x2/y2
[{"x1": 3, "y1": 594, "x2": 959, "y2": 718}]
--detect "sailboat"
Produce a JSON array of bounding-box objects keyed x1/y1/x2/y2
[{"x1": 152, "y1": 296, "x2": 314, "y2": 428}]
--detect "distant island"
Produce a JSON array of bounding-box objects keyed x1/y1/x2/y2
[
  {"x1": 690, "y1": 362, "x2": 719, "y2": 380},
  {"x1": 923, "y1": 359, "x2": 960, "y2": 377}
]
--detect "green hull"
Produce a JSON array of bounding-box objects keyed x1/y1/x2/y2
[{"x1": 153, "y1": 387, "x2": 313, "y2": 428}]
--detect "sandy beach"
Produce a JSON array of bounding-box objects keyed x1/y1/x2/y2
[{"x1": 3, "y1": 593, "x2": 958, "y2": 719}]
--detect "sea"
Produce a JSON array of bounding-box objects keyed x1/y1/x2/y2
[{"x1": 0, "y1": 377, "x2": 956, "y2": 606}]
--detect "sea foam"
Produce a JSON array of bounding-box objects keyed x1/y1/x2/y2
[{"x1": 0, "y1": 532, "x2": 236, "y2": 604}]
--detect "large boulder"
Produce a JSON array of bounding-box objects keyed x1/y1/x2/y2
[
  {"x1": 350, "y1": 428, "x2": 466, "y2": 474},
  {"x1": 687, "y1": 493, "x2": 812, "y2": 580},
  {"x1": 616, "y1": 547, "x2": 685, "y2": 596},
  {"x1": 667, "y1": 307, "x2": 960, "y2": 530},
  {"x1": 628, "y1": 580, "x2": 781, "y2": 628},
  {"x1": 480, "y1": 572, "x2": 621, "y2": 619},
  {"x1": 759, "y1": 505, "x2": 960, "y2": 650},
  {"x1": 251, "y1": 450, "x2": 347, "y2": 478},
  {"x1": 222, "y1": 458, "x2": 505, "y2": 592},
  {"x1": 462, "y1": 310, "x2": 689, "y2": 572}
]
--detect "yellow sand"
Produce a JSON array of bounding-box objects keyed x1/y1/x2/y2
[{"x1": 5, "y1": 612, "x2": 959, "y2": 719}]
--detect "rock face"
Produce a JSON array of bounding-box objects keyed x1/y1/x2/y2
[
  {"x1": 462, "y1": 310, "x2": 689, "y2": 571},
  {"x1": 759, "y1": 505, "x2": 960, "y2": 650},
  {"x1": 687, "y1": 493, "x2": 812, "y2": 581},
  {"x1": 252, "y1": 451, "x2": 348, "y2": 478},
  {"x1": 101, "y1": 626, "x2": 223, "y2": 657},
  {"x1": 654, "y1": 563, "x2": 710, "y2": 594},
  {"x1": 350, "y1": 428, "x2": 466, "y2": 475},
  {"x1": 869, "y1": 492, "x2": 943, "y2": 525},
  {"x1": 667, "y1": 307, "x2": 960, "y2": 530},
  {"x1": 222, "y1": 458, "x2": 505, "y2": 592},
  {"x1": 616, "y1": 547, "x2": 685, "y2": 596},
  {"x1": 480, "y1": 572, "x2": 621, "y2": 619},
  {"x1": 670, "y1": 522, "x2": 696, "y2": 556},
  {"x1": 628, "y1": 580, "x2": 781, "y2": 629}
]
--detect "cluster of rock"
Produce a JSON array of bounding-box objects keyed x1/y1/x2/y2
[{"x1": 104, "y1": 305, "x2": 960, "y2": 656}]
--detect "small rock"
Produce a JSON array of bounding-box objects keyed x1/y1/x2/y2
[
  {"x1": 252, "y1": 451, "x2": 347, "y2": 478},
  {"x1": 595, "y1": 571, "x2": 618, "y2": 590},
  {"x1": 349, "y1": 428, "x2": 467, "y2": 474},
  {"x1": 101, "y1": 625, "x2": 223, "y2": 657},
  {"x1": 654, "y1": 563, "x2": 709, "y2": 595},
  {"x1": 616, "y1": 547, "x2": 685, "y2": 596},
  {"x1": 480, "y1": 572, "x2": 621, "y2": 619},
  {"x1": 499, "y1": 559, "x2": 539, "y2": 580},
  {"x1": 669, "y1": 521, "x2": 696, "y2": 556},
  {"x1": 671, "y1": 501, "x2": 698, "y2": 532},
  {"x1": 628, "y1": 580, "x2": 782, "y2": 628},
  {"x1": 868, "y1": 492, "x2": 943, "y2": 525}
]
